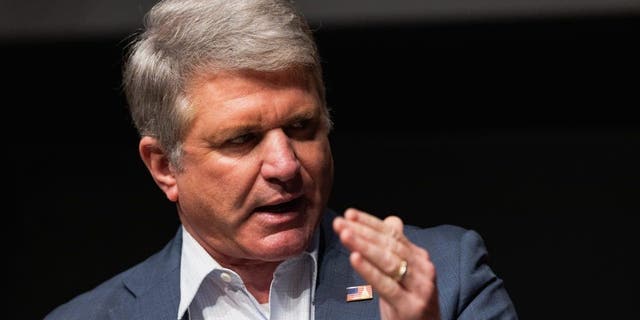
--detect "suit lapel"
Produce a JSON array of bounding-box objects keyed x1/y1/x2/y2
[
  {"x1": 103, "y1": 213, "x2": 381, "y2": 319},
  {"x1": 109, "y1": 228, "x2": 183, "y2": 320},
  {"x1": 314, "y1": 210, "x2": 380, "y2": 320}
]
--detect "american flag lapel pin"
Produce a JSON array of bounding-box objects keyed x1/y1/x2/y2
[{"x1": 346, "y1": 285, "x2": 373, "y2": 302}]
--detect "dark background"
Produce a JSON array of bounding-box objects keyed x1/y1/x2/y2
[{"x1": 7, "y1": 9, "x2": 639, "y2": 320}]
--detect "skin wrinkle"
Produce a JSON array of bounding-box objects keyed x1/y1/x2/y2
[
  {"x1": 67, "y1": 1, "x2": 519, "y2": 318},
  {"x1": 150, "y1": 68, "x2": 333, "y2": 303}
]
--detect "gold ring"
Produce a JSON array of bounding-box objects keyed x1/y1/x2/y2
[{"x1": 393, "y1": 260, "x2": 408, "y2": 282}]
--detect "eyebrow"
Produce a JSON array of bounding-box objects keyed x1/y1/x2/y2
[
  {"x1": 213, "y1": 108, "x2": 321, "y2": 138},
  {"x1": 286, "y1": 108, "x2": 319, "y2": 124},
  {"x1": 214, "y1": 124, "x2": 260, "y2": 141}
]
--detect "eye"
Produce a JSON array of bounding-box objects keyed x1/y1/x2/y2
[
  {"x1": 290, "y1": 119, "x2": 309, "y2": 129},
  {"x1": 285, "y1": 118, "x2": 318, "y2": 140},
  {"x1": 227, "y1": 132, "x2": 257, "y2": 145}
]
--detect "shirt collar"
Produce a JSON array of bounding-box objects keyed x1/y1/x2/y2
[{"x1": 177, "y1": 225, "x2": 320, "y2": 320}]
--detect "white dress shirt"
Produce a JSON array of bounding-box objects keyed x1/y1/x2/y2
[{"x1": 177, "y1": 226, "x2": 319, "y2": 320}]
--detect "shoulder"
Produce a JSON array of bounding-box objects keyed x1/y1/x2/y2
[
  {"x1": 44, "y1": 229, "x2": 183, "y2": 320},
  {"x1": 44, "y1": 267, "x2": 137, "y2": 320},
  {"x1": 404, "y1": 223, "x2": 481, "y2": 254},
  {"x1": 403, "y1": 224, "x2": 491, "y2": 277},
  {"x1": 404, "y1": 224, "x2": 518, "y2": 319},
  {"x1": 404, "y1": 223, "x2": 468, "y2": 241}
]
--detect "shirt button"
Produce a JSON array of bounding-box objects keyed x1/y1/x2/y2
[{"x1": 220, "y1": 272, "x2": 232, "y2": 283}]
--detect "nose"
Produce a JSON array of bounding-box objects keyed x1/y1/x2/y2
[{"x1": 260, "y1": 129, "x2": 301, "y2": 182}]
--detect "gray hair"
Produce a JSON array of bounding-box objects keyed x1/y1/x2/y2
[{"x1": 122, "y1": 0, "x2": 328, "y2": 166}]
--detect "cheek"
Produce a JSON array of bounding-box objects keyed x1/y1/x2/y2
[
  {"x1": 320, "y1": 146, "x2": 334, "y2": 192},
  {"x1": 299, "y1": 141, "x2": 334, "y2": 187},
  {"x1": 177, "y1": 159, "x2": 258, "y2": 213}
]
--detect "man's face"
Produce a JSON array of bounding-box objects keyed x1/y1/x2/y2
[{"x1": 175, "y1": 70, "x2": 333, "y2": 265}]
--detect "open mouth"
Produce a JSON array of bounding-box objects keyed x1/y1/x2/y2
[{"x1": 255, "y1": 197, "x2": 304, "y2": 214}]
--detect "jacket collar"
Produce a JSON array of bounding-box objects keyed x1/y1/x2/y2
[
  {"x1": 110, "y1": 228, "x2": 183, "y2": 320},
  {"x1": 109, "y1": 209, "x2": 375, "y2": 320},
  {"x1": 315, "y1": 209, "x2": 380, "y2": 319}
]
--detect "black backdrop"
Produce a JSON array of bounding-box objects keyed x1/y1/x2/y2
[{"x1": 8, "y1": 14, "x2": 639, "y2": 319}]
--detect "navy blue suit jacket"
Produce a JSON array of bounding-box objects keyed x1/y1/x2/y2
[{"x1": 45, "y1": 210, "x2": 518, "y2": 319}]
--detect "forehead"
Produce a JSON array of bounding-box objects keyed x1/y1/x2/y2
[{"x1": 184, "y1": 69, "x2": 323, "y2": 131}]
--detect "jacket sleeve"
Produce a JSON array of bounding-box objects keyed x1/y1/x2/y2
[{"x1": 456, "y1": 229, "x2": 519, "y2": 320}]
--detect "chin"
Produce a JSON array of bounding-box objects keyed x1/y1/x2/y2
[{"x1": 251, "y1": 228, "x2": 311, "y2": 261}]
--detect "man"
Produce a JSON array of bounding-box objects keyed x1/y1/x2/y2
[{"x1": 45, "y1": 0, "x2": 517, "y2": 319}]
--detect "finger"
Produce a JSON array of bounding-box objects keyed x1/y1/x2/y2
[
  {"x1": 344, "y1": 208, "x2": 389, "y2": 233},
  {"x1": 336, "y1": 212, "x2": 437, "y2": 293},
  {"x1": 335, "y1": 215, "x2": 408, "y2": 253},
  {"x1": 337, "y1": 209, "x2": 417, "y2": 277},
  {"x1": 345, "y1": 208, "x2": 409, "y2": 241},
  {"x1": 383, "y1": 215, "x2": 404, "y2": 239},
  {"x1": 334, "y1": 219, "x2": 412, "y2": 275},
  {"x1": 341, "y1": 210, "x2": 414, "y2": 264},
  {"x1": 399, "y1": 245, "x2": 437, "y2": 294},
  {"x1": 338, "y1": 223, "x2": 411, "y2": 277},
  {"x1": 350, "y1": 251, "x2": 439, "y2": 315},
  {"x1": 336, "y1": 209, "x2": 436, "y2": 289},
  {"x1": 349, "y1": 251, "x2": 405, "y2": 304}
]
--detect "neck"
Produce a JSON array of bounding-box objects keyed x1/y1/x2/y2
[
  {"x1": 222, "y1": 260, "x2": 280, "y2": 303},
  {"x1": 181, "y1": 223, "x2": 297, "y2": 303}
]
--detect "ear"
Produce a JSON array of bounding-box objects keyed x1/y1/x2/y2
[{"x1": 139, "y1": 136, "x2": 179, "y2": 202}]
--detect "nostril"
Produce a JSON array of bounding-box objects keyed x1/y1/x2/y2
[
  {"x1": 265, "y1": 172, "x2": 303, "y2": 193},
  {"x1": 261, "y1": 154, "x2": 300, "y2": 181}
]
